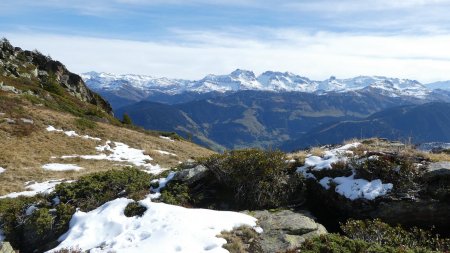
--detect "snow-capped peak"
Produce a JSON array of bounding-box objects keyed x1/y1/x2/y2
[{"x1": 82, "y1": 70, "x2": 433, "y2": 98}]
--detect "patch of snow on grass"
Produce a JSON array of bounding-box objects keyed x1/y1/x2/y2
[
  {"x1": 159, "y1": 135, "x2": 175, "y2": 142},
  {"x1": 61, "y1": 141, "x2": 164, "y2": 174},
  {"x1": 42, "y1": 163, "x2": 84, "y2": 171},
  {"x1": 46, "y1": 125, "x2": 101, "y2": 141},
  {"x1": 155, "y1": 149, "x2": 177, "y2": 156},
  {"x1": 50, "y1": 197, "x2": 258, "y2": 253},
  {"x1": 0, "y1": 180, "x2": 66, "y2": 199},
  {"x1": 0, "y1": 167, "x2": 5, "y2": 174}
]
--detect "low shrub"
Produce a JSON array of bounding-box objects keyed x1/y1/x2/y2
[
  {"x1": 160, "y1": 182, "x2": 191, "y2": 206},
  {"x1": 200, "y1": 149, "x2": 304, "y2": 209},
  {"x1": 74, "y1": 117, "x2": 97, "y2": 130},
  {"x1": 0, "y1": 196, "x2": 75, "y2": 253},
  {"x1": 54, "y1": 168, "x2": 152, "y2": 211},
  {"x1": 341, "y1": 219, "x2": 450, "y2": 252},
  {"x1": 124, "y1": 202, "x2": 147, "y2": 217},
  {"x1": 352, "y1": 154, "x2": 423, "y2": 194},
  {"x1": 220, "y1": 225, "x2": 261, "y2": 253},
  {"x1": 299, "y1": 233, "x2": 424, "y2": 253}
]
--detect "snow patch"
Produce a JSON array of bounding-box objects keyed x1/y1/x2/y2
[
  {"x1": 50, "y1": 197, "x2": 258, "y2": 253},
  {"x1": 155, "y1": 149, "x2": 177, "y2": 156},
  {"x1": 159, "y1": 135, "x2": 175, "y2": 142},
  {"x1": 150, "y1": 172, "x2": 176, "y2": 199},
  {"x1": 0, "y1": 167, "x2": 5, "y2": 174},
  {"x1": 42, "y1": 163, "x2": 84, "y2": 171},
  {"x1": 61, "y1": 141, "x2": 164, "y2": 174},
  {"x1": 46, "y1": 125, "x2": 101, "y2": 141},
  {"x1": 297, "y1": 143, "x2": 393, "y2": 200},
  {"x1": 0, "y1": 180, "x2": 67, "y2": 199}
]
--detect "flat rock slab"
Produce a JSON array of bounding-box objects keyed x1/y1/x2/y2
[
  {"x1": 424, "y1": 162, "x2": 450, "y2": 180},
  {"x1": 245, "y1": 209, "x2": 327, "y2": 253}
]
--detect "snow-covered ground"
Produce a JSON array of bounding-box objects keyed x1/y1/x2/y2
[
  {"x1": 49, "y1": 197, "x2": 259, "y2": 253},
  {"x1": 42, "y1": 163, "x2": 84, "y2": 171},
  {"x1": 47, "y1": 126, "x2": 164, "y2": 174},
  {"x1": 297, "y1": 143, "x2": 393, "y2": 200},
  {"x1": 0, "y1": 180, "x2": 66, "y2": 199}
]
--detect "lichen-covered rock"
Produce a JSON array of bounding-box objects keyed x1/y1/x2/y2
[{"x1": 245, "y1": 210, "x2": 327, "y2": 253}]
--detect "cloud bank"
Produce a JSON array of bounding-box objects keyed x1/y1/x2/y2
[{"x1": 5, "y1": 30, "x2": 450, "y2": 83}]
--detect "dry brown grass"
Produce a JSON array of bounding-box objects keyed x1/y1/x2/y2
[
  {"x1": 0, "y1": 100, "x2": 214, "y2": 195},
  {"x1": 309, "y1": 147, "x2": 325, "y2": 157}
]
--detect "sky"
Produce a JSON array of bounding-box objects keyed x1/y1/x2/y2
[{"x1": 2, "y1": 0, "x2": 450, "y2": 82}]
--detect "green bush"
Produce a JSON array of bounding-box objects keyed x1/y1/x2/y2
[
  {"x1": 299, "y1": 233, "x2": 426, "y2": 253},
  {"x1": 352, "y1": 154, "x2": 422, "y2": 194},
  {"x1": 341, "y1": 219, "x2": 450, "y2": 252},
  {"x1": 124, "y1": 202, "x2": 147, "y2": 217},
  {"x1": 122, "y1": 113, "x2": 133, "y2": 125},
  {"x1": 200, "y1": 149, "x2": 304, "y2": 209},
  {"x1": 0, "y1": 196, "x2": 76, "y2": 253},
  {"x1": 160, "y1": 182, "x2": 191, "y2": 206},
  {"x1": 42, "y1": 73, "x2": 65, "y2": 96},
  {"x1": 54, "y1": 168, "x2": 152, "y2": 211}
]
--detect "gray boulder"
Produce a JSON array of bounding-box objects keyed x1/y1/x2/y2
[
  {"x1": 246, "y1": 209, "x2": 327, "y2": 253},
  {"x1": 172, "y1": 164, "x2": 209, "y2": 185}
]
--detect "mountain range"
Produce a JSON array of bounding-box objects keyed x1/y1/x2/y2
[
  {"x1": 82, "y1": 70, "x2": 443, "y2": 109},
  {"x1": 81, "y1": 70, "x2": 450, "y2": 152}
]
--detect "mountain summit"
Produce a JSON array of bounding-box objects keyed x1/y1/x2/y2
[{"x1": 83, "y1": 70, "x2": 431, "y2": 99}]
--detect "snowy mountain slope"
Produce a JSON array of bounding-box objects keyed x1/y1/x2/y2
[{"x1": 83, "y1": 70, "x2": 434, "y2": 99}]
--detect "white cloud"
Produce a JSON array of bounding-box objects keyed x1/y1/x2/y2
[{"x1": 4, "y1": 30, "x2": 450, "y2": 83}]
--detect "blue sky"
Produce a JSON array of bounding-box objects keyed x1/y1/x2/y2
[{"x1": 2, "y1": 0, "x2": 450, "y2": 82}]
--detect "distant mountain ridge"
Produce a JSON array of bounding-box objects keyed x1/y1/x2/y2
[
  {"x1": 82, "y1": 70, "x2": 432, "y2": 98},
  {"x1": 282, "y1": 102, "x2": 450, "y2": 151}
]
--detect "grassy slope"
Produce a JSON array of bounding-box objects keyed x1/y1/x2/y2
[{"x1": 0, "y1": 91, "x2": 214, "y2": 195}]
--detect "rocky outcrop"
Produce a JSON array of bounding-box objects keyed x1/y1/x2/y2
[
  {"x1": 304, "y1": 148, "x2": 450, "y2": 234},
  {"x1": 0, "y1": 38, "x2": 112, "y2": 114},
  {"x1": 245, "y1": 210, "x2": 327, "y2": 252}
]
